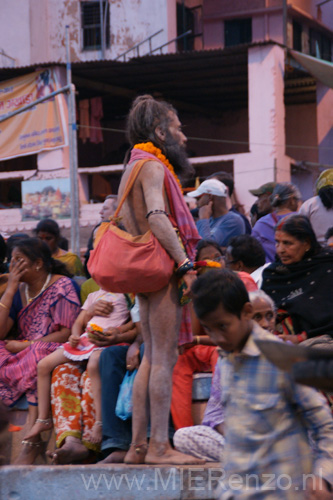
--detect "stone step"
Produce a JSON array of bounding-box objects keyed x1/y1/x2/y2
[{"x1": 0, "y1": 463, "x2": 221, "y2": 500}]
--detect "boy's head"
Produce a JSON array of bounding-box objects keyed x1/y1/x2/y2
[{"x1": 192, "y1": 269, "x2": 253, "y2": 352}]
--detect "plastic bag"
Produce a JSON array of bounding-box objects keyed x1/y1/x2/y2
[{"x1": 115, "y1": 369, "x2": 137, "y2": 420}]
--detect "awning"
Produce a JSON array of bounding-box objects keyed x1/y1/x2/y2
[{"x1": 289, "y1": 49, "x2": 333, "y2": 88}]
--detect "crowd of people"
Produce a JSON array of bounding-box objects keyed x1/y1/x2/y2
[{"x1": 0, "y1": 94, "x2": 333, "y2": 498}]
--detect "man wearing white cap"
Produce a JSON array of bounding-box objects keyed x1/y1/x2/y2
[{"x1": 188, "y1": 179, "x2": 245, "y2": 248}]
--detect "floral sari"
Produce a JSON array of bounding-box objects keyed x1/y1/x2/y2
[{"x1": 0, "y1": 277, "x2": 81, "y2": 406}]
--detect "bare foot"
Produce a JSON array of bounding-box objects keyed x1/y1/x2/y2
[
  {"x1": 145, "y1": 445, "x2": 206, "y2": 465},
  {"x1": 124, "y1": 444, "x2": 147, "y2": 464},
  {"x1": 90, "y1": 421, "x2": 102, "y2": 445},
  {"x1": 47, "y1": 439, "x2": 89, "y2": 465},
  {"x1": 13, "y1": 439, "x2": 45, "y2": 465},
  {"x1": 24, "y1": 419, "x2": 53, "y2": 441},
  {"x1": 98, "y1": 450, "x2": 127, "y2": 464}
]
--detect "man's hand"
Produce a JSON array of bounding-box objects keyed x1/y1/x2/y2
[
  {"x1": 89, "y1": 327, "x2": 119, "y2": 347},
  {"x1": 198, "y1": 200, "x2": 213, "y2": 220},
  {"x1": 87, "y1": 300, "x2": 114, "y2": 318},
  {"x1": 305, "y1": 476, "x2": 332, "y2": 499},
  {"x1": 126, "y1": 342, "x2": 140, "y2": 371},
  {"x1": 182, "y1": 270, "x2": 197, "y2": 297},
  {"x1": 4, "y1": 340, "x2": 29, "y2": 353}
]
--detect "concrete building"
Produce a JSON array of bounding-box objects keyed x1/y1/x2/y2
[{"x1": 0, "y1": 0, "x2": 332, "y2": 240}]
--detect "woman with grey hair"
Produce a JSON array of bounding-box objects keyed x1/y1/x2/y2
[{"x1": 252, "y1": 182, "x2": 301, "y2": 262}]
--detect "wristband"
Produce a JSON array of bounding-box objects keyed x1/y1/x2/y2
[
  {"x1": 0, "y1": 302, "x2": 9, "y2": 311},
  {"x1": 196, "y1": 336, "x2": 200, "y2": 345}
]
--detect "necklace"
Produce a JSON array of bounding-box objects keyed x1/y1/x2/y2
[
  {"x1": 25, "y1": 273, "x2": 52, "y2": 304},
  {"x1": 133, "y1": 142, "x2": 183, "y2": 193}
]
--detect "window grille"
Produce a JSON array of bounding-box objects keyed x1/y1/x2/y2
[{"x1": 81, "y1": 1, "x2": 109, "y2": 51}]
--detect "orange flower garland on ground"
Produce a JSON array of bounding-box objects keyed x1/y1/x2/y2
[{"x1": 133, "y1": 142, "x2": 183, "y2": 193}]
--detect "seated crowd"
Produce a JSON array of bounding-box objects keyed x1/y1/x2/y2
[{"x1": 0, "y1": 169, "x2": 333, "y2": 479}]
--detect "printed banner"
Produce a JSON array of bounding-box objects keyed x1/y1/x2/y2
[
  {"x1": 0, "y1": 69, "x2": 68, "y2": 160},
  {"x1": 21, "y1": 178, "x2": 71, "y2": 221}
]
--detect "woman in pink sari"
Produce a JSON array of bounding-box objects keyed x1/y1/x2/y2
[{"x1": 0, "y1": 238, "x2": 81, "y2": 464}]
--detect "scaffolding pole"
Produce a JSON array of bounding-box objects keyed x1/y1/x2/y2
[{"x1": 66, "y1": 25, "x2": 80, "y2": 257}]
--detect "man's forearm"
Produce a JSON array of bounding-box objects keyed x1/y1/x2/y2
[{"x1": 148, "y1": 214, "x2": 188, "y2": 264}]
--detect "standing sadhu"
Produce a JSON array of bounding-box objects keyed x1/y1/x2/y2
[{"x1": 118, "y1": 95, "x2": 203, "y2": 465}]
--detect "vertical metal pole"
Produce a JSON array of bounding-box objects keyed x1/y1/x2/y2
[
  {"x1": 99, "y1": 0, "x2": 105, "y2": 59},
  {"x1": 66, "y1": 25, "x2": 80, "y2": 257}
]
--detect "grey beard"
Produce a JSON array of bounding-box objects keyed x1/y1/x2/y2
[{"x1": 163, "y1": 136, "x2": 194, "y2": 183}]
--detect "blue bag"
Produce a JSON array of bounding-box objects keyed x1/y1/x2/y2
[{"x1": 115, "y1": 369, "x2": 137, "y2": 420}]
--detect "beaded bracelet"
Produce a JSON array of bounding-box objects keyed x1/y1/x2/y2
[{"x1": 176, "y1": 258, "x2": 194, "y2": 277}]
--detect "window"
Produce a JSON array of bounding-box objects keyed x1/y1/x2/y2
[
  {"x1": 293, "y1": 20, "x2": 302, "y2": 52},
  {"x1": 309, "y1": 28, "x2": 332, "y2": 61},
  {"x1": 176, "y1": 2, "x2": 203, "y2": 51},
  {"x1": 81, "y1": 1, "x2": 110, "y2": 51},
  {"x1": 225, "y1": 18, "x2": 252, "y2": 47}
]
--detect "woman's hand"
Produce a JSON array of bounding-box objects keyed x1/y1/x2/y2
[
  {"x1": 178, "y1": 340, "x2": 195, "y2": 355},
  {"x1": 126, "y1": 342, "x2": 140, "y2": 371},
  {"x1": 68, "y1": 333, "x2": 80, "y2": 348},
  {"x1": 7, "y1": 258, "x2": 28, "y2": 291},
  {"x1": 4, "y1": 340, "x2": 30, "y2": 354},
  {"x1": 87, "y1": 300, "x2": 113, "y2": 318},
  {"x1": 278, "y1": 334, "x2": 300, "y2": 344}
]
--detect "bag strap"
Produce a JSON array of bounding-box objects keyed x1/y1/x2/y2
[{"x1": 113, "y1": 159, "x2": 151, "y2": 219}]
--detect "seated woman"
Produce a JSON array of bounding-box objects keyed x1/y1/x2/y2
[
  {"x1": 24, "y1": 289, "x2": 134, "y2": 450},
  {"x1": 174, "y1": 290, "x2": 277, "y2": 462},
  {"x1": 252, "y1": 182, "x2": 301, "y2": 262},
  {"x1": 262, "y1": 214, "x2": 333, "y2": 346},
  {"x1": 35, "y1": 219, "x2": 84, "y2": 277},
  {"x1": 47, "y1": 297, "x2": 137, "y2": 465},
  {"x1": 0, "y1": 238, "x2": 81, "y2": 464}
]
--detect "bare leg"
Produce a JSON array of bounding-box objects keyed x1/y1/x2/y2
[
  {"x1": 144, "y1": 280, "x2": 204, "y2": 465},
  {"x1": 124, "y1": 294, "x2": 151, "y2": 464},
  {"x1": 99, "y1": 450, "x2": 127, "y2": 464},
  {"x1": 24, "y1": 349, "x2": 68, "y2": 440},
  {"x1": 86, "y1": 350, "x2": 103, "y2": 444},
  {"x1": 13, "y1": 405, "x2": 44, "y2": 465},
  {"x1": 125, "y1": 280, "x2": 205, "y2": 466},
  {"x1": 47, "y1": 436, "x2": 89, "y2": 465}
]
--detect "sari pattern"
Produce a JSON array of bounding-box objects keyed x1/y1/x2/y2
[
  {"x1": 0, "y1": 277, "x2": 81, "y2": 406},
  {"x1": 50, "y1": 363, "x2": 98, "y2": 452}
]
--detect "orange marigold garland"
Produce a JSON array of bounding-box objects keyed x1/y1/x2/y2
[
  {"x1": 194, "y1": 260, "x2": 222, "y2": 270},
  {"x1": 133, "y1": 142, "x2": 183, "y2": 193}
]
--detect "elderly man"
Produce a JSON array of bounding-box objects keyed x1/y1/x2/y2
[
  {"x1": 249, "y1": 182, "x2": 276, "y2": 219},
  {"x1": 118, "y1": 95, "x2": 202, "y2": 465},
  {"x1": 188, "y1": 178, "x2": 245, "y2": 248},
  {"x1": 84, "y1": 195, "x2": 117, "y2": 277}
]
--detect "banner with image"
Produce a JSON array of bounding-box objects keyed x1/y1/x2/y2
[
  {"x1": 0, "y1": 68, "x2": 67, "y2": 160},
  {"x1": 21, "y1": 177, "x2": 71, "y2": 221}
]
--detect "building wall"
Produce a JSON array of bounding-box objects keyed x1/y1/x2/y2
[
  {"x1": 0, "y1": 0, "x2": 175, "y2": 67},
  {"x1": 0, "y1": 1, "x2": 31, "y2": 66}
]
